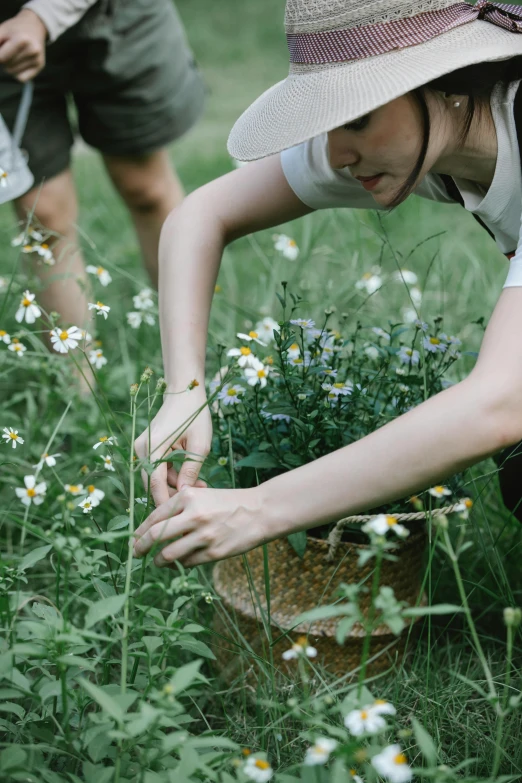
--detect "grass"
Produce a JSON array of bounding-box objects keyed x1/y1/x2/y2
[{"x1": 0, "y1": 0, "x2": 521, "y2": 780}]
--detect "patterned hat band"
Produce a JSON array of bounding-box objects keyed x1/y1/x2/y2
[{"x1": 287, "y1": 1, "x2": 522, "y2": 64}]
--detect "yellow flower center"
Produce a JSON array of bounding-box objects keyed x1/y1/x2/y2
[
  {"x1": 394, "y1": 753, "x2": 407, "y2": 765},
  {"x1": 68, "y1": 485, "x2": 79, "y2": 493},
  {"x1": 0, "y1": 331, "x2": 6, "y2": 337},
  {"x1": 14, "y1": 344, "x2": 22, "y2": 351},
  {"x1": 257, "y1": 369, "x2": 266, "y2": 378},
  {"x1": 434, "y1": 485, "x2": 444, "y2": 493},
  {"x1": 290, "y1": 343, "x2": 299, "y2": 351},
  {"x1": 96, "y1": 351, "x2": 103, "y2": 358},
  {"x1": 249, "y1": 331, "x2": 258, "y2": 338},
  {"x1": 59, "y1": 330, "x2": 69, "y2": 340},
  {"x1": 386, "y1": 515, "x2": 397, "y2": 527},
  {"x1": 42, "y1": 453, "x2": 48, "y2": 458},
  {"x1": 288, "y1": 239, "x2": 297, "y2": 247},
  {"x1": 296, "y1": 635, "x2": 308, "y2": 646},
  {"x1": 214, "y1": 284, "x2": 222, "y2": 293},
  {"x1": 362, "y1": 272, "x2": 371, "y2": 280},
  {"x1": 465, "y1": 498, "x2": 473, "y2": 508},
  {"x1": 405, "y1": 348, "x2": 413, "y2": 356},
  {"x1": 1, "y1": 171, "x2": 7, "y2": 179},
  {"x1": 87, "y1": 485, "x2": 95, "y2": 493},
  {"x1": 265, "y1": 356, "x2": 273, "y2": 365},
  {"x1": 360, "y1": 710, "x2": 368, "y2": 720},
  {"x1": 23, "y1": 244, "x2": 32, "y2": 252},
  {"x1": 242, "y1": 749, "x2": 251, "y2": 757},
  {"x1": 374, "y1": 699, "x2": 387, "y2": 705},
  {"x1": 240, "y1": 346, "x2": 251, "y2": 356},
  {"x1": 26, "y1": 488, "x2": 36, "y2": 497},
  {"x1": 293, "y1": 358, "x2": 303, "y2": 364},
  {"x1": 41, "y1": 243, "x2": 49, "y2": 250},
  {"x1": 254, "y1": 760, "x2": 270, "y2": 770},
  {"x1": 227, "y1": 388, "x2": 237, "y2": 396},
  {"x1": 105, "y1": 457, "x2": 111, "y2": 464},
  {"x1": 96, "y1": 301, "x2": 104, "y2": 308},
  {"x1": 9, "y1": 432, "x2": 18, "y2": 440},
  {"x1": 429, "y1": 337, "x2": 440, "y2": 345},
  {"x1": 12, "y1": 338, "x2": 19, "y2": 343},
  {"x1": 97, "y1": 266, "x2": 104, "y2": 275},
  {"x1": 333, "y1": 383, "x2": 344, "y2": 389},
  {"x1": 99, "y1": 436, "x2": 108, "y2": 442},
  {"x1": 22, "y1": 298, "x2": 31, "y2": 307}
]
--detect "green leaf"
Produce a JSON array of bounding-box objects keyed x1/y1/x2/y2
[
  {"x1": 56, "y1": 655, "x2": 97, "y2": 671},
  {"x1": 142, "y1": 636, "x2": 163, "y2": 655},
  {"x1": 403, "y1": 604, "x2": 464, "y2": 617},
  {"x1": 0, "y1": 702, "x2": 25, "y2": 719},
  {"x1": 295, "y1": 604, "x2": 355, "y2": 624},
  {"x1": 336, "y1": 615, "x2": 358, "y2": 645},
  {"x1": 235, "y1": 452, "x2": 280, "y2": 469},
  {"x1": 412, "y1": 716, "x2": 437, "y2": 764},
  {"x1": 79, "y1": 679, "x2": 125, "y2": 723},
  {"x1": 85, "y1": 594, "x2": 126, "y2": 629},
  {"x1": 19, "y1": 545, "x2": 52, "y2": 572},
  {"x1": 107, "y1": 515, "x2": 130, "y2": 531},
  {"x1": 287, "y1": 531, "x2": 307, "y2": 558},
  {"x1": 185, "y1": 735, "x2": 239, "y2": 750},
  {"x1": 0, "y1": 745, "x2": 27, "y2": 772},
  {"x1": 168, "y1": 659, "x2": 206, "y2": 695}
]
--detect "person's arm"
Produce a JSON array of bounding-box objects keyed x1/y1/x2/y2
[
  {"x1": 133, "y1": 286, "x2": 522, "y2": 567},
  {"x1": 23, "y1": 0, "x2": 98, "y2": 42},
  {"x1": 159, "y1": 153, "x2": 313, "y2": 394}
]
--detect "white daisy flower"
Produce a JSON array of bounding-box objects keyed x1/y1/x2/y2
[
  {"x1": 15, "y1": 290, "x2": 41, "y2": 324},
  {"x1": 349, "y1": 773, "x2": 364, "y2": 783},
  {"x1": 2, "y1": 427, "x2": 24, "y2": 448},
  {"x1": 15, "y1": 475, "x2": 47, "y2": 506},
  {"x1": 78, "y1": 329, "x2": 93, "y2": 343},
  {"x1": 454, "y1": 497, "x2": 473, "y2": 519},
  {"x1": 93, "y1": 435, "x2": 116, "y2": 450},
  {"x1": 398, "y1": 346, "x2": 420, "y2": 366},
  {"x1": 393, "y1": 269, "x2": 418, "y2": 285},
  {"x1": 237, "y1": 330, "x2": 267, "y2": 346},
  {"x1": 34, "y1": 243, "x2": 55, "y2": 265},
  {"x1": 0, "y1": 329, "x2": 10, "y2": 345},
  {"x1": 410, "y1": 287, "x2": 423, "y2": 306},
  {"x1": 135, "y1": 496, "x2": 148, "y2": 505},
  {"x1": 244, "y1": 755, "x2": 274, "y2": 783},
  {"x1": 227, "y1": 345, "x2": 257, "y2": 368},
  {"x1": 126, "y1": 311, "x2": 155, "y2": 328},
  {"x1": 365, "y1": 345, "x2": 380, "y2": 361},
  {"x1": 355, "y1": 272, "x2": 382, "y2": 295},
  {"x1": 101, "y1": 455, "x2": 115, "y2": 471},
  {"x1": 372, "y1": 327, "x2": 391, "y2": 342},
  {"x1": 344, "y1": 700, "x2": 394, "y2": 736},
  {"x1": 320, "y1": 367, "x2": 338, "y2": 378},
  {"x1": 428, "y1": 485, "x2": 452, "y2": 498},
  {"x1": 304, "y1": 737, "x2": 338, "y2": 766},
  {"x1": 290, "y1": 318, "x2": 315, "y2": 329},
  {"x1": 64, "y1": 483, "x2": 85, "y2": 496},
  {"x1": 50, "y1": 326, "x2": 82, "y2": 353},
  {"x1": 0, "y1": 167, "x2": 8, "y2": 187},
  {"x1": 362, "y1": 514, "x2": 409, "y2": 538},
  {"x1": 273, "y1": 234, "x2": 299, "y2": 261},
  {"x1": 88, "y1": 348, "x2": 107, "y2": 369},
  {"x1": 85, "y1": 484, "x2": 105, "y2": 505},
  {"x1": 78, "y1": 498, "x2": 94, "y2": 514},
  {"x1": 371, "y1": 744, "x2": 412, "y2": 783},
  {"x1": 34, "y1": 452, "x2": 60, "y2": 469},
  {"x1": 448, "y1": 335, "x2": 462, "y2": 346},
  {"x1": 8, "y1": 340, "x2": 27, "y2": 357},
  {"x1": 286, "y1": 342, "x2": 301, "y2": 360},
  {"x1": 423, "y1": 335, "x2": 447, "y2": 354},
  {"x1": 217, "y1": 384, "x2": 244, "y2": 406},
  {"x1": 329, "y1": 381, "x2": 353, "y2": 397},
  {"x1": 401, "y1": 308, "x2": 418, "y2": 324},
  {"x1": 260, "y1": 409, "x2": 291, "y2": 423},
  {"x1": 133, "y1": 288, "x2": 154, "y2": 310},
  {"x1": 88, "y1": 301, "x2": 111, "y2": 319},
  {"x1": 282, "y1": 636, "x2": 318, "y2": 660},
  {"x1": 414, "y1": 319, "x2": 429, "y2": 332},
  {"x1": 288, "y1": 355, "x2": 304, "y2": 367},
  {"x1": 254, "y1": 316, "x2": 280, "y2": 343},
  {"x1": 86, "y1": 265, "x2": 112, "y2": 286},
  {"x1": 244, "y1": 358, "x2": 270, "y2": 388}
]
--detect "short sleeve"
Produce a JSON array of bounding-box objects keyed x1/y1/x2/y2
[
  {"x1": 503, "y1": 212, "x2": 522, "y2": 288},
  {"x1": 280, "y1": 134, "x2": 385, "y2": 211}
]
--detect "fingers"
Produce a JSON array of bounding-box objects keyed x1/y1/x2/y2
[
  {"x1": 167, "y1": 464, "x2": 207, "y2": 490},
  {"x1": 133, "y1": 508, "x2": 190, "y2": 558},
  {"x1": 133, "y1": 489, "x2": 185, "y2": 541},
  {"x1": 148, "y1": 462, "x2": 171, "y2": 508},
  {"x1": 153, "y1": 529, "x2": 204, "y2": 567},
  {"x1": 0, "y1": 37, "x2": 23, "y2": 64},
  {"x1": 177, "y1": 452, "x2": 206, "y2": 490}
]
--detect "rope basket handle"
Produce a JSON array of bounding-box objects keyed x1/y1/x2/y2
[{"x1": 326, "y1": 503, "x2": 461, "y2": 562}]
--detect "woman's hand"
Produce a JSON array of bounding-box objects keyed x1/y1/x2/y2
[
  {"x1": 132, "y1": 485, "x2": 266, "y2": 567},
  {"x1": 134, "y1": 388, "x2": 212, "y2": 507},
  {"x1": 0, "y1": 10, "x2": 47, "y2": 82}
]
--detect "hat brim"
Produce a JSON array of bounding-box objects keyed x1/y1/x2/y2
[{"x1": 227, "y1": 20, "x2": 522, "y2": 161}]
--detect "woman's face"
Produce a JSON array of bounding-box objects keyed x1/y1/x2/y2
[{"x1": 327, "y1": 93, "x2": 445, "y2": 207}]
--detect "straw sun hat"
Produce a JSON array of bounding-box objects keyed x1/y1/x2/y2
[{"x1": 227, "y1": 0, "x2": 522, "y2": 161}]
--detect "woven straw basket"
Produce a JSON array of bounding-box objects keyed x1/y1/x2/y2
[{"x1": 211, "y1": 521, "x2": 430, "y2": 681}]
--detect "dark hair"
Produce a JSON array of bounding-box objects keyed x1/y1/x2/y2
[{"x1": 388, "y1": 56, "x2": 522, "y2": 208}]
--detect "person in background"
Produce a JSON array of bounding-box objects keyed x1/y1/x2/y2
[{"x1": 0, "y1": 0, "x2": 205, "y2": 375}]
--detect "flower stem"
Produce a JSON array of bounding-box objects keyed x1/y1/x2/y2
[
  {"x1": 491, "y1": 623, "x2": 514, "y2": 778},
  {"x1": 357, "y1": 547, "x2": 383, "y2": 697}
]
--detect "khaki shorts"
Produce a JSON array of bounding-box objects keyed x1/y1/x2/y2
[{"x1": 0, "y1": 0, "x2": 206, "y2": 184}]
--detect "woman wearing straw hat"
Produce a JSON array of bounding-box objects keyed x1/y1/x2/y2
[{"x1": 134, "y1": 0, "x2": 522, "y2": 567}]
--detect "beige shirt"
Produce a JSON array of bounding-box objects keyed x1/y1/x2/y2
[{"x1": 22, "y1": 0, "x2": 98, "y2": 42}]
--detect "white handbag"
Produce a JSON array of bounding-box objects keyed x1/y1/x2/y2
[{"x1": 0, "y1": 81, "x2": 35, "y2": 204}]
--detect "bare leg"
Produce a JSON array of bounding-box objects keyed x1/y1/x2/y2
[
  {"x1": 14, "y1": 169, "x2": 95, "y2": 393},
  {"x1": 102, "y1": 148, "x2": 184, "y2": 288}
]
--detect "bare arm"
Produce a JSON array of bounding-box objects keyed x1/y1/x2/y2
[{"x1": 159, "y1": 153, "x2": 313, "y2": 393}]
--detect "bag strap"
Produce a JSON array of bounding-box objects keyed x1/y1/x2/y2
[{"x1": 11, "y1": 81, "x2": 33, "y2": 150}]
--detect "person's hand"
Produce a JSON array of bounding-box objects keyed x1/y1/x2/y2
[
  {"x1": 133, "y1": 485, "x2": 266, "y2": 567},
  {"x1": 0, "y1": 10, "x2": 47, "y2": 82},
  {"x1": 134, "y1": 388, "x2": 212, "y2": 507}
]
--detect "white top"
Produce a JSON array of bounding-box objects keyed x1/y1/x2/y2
[
  {"x1": 281, "y1": 80, "x2": 522, "y2": 288},
  {"x1": 23, "y1": 0, "x2": 98, "y2": 42}
]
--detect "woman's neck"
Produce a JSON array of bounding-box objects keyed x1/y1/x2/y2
[{"x1": 432, "y1": 100, "x2": 498, "y2": 189}]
